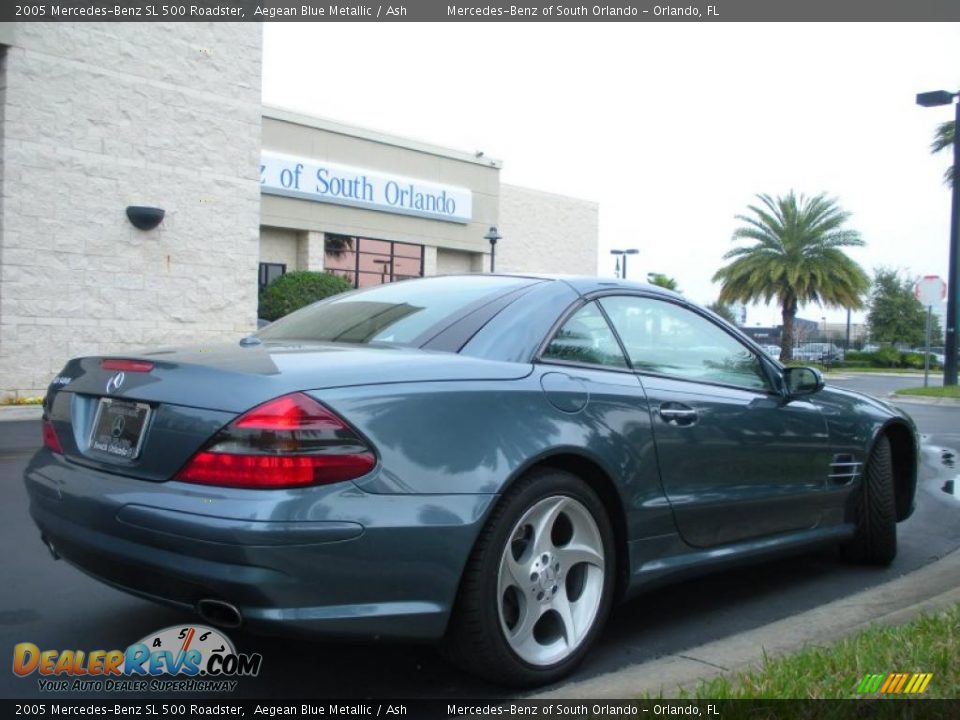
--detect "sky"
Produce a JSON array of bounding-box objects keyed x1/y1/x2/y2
[{"x1": 261, "y1": 23, "x2": 958, "y2": 327}]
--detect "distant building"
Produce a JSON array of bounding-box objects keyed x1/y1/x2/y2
[
  {"x1": 741, "y1": 319, "x2": 868, "y2": 348},
  {"x1": 0, "y1": 23, "x2": 598, "y2": 396}
]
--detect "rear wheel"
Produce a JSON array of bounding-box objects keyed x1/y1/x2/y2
[
  {"x1": 843, "y1": 434, "x2": 897, "y2": 565},
  {"x1": 444, "y1": 469, "x2": 614, "y2": 687}
]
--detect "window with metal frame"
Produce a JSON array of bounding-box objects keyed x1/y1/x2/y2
[
  {"x1": 258, "y1": 262, "x2": 286, "y2": 294},
  {"x1": 323, "y1": 234, "x2": 425, "y2": 289}
]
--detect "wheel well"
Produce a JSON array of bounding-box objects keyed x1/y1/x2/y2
[
  {"x1": 524, "y1": 453, "x2": 630, "y2": 602},
  {"x1": 881, "y1": 422, "x2": 917, "y2": 522}
]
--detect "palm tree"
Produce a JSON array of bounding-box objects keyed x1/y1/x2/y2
[
  {"x1": 647, "y1": 273, "x2": 680, "y2": 292},
  {"x1": 713, "y1": 192, "x2": 869, "y2": 362},
  {"x1": 931, "y1": 120, "x2": 955, "y2": 187}
]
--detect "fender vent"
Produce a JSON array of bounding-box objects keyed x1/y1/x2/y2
[{"x1": 829, "y1": 454, "x2": 862, "y2": 485}]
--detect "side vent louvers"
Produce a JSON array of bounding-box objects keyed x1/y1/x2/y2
[{"x1": 829, "y1": 454, "x2": 862, "y2": 485}]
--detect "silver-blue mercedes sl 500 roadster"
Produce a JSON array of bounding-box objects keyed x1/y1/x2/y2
[{"x1": 25, "y1": 274, "x2": 918, "y2": 686}]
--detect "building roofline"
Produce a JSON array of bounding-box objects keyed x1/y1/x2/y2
[
  {"x1": 262, "y1": 105, "x2": 504, "y2": 170},
  {"x1": 501, "y1": 182, "x2": 599, "y2": 207}
]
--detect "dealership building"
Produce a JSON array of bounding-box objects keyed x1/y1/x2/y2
[{"x1": 0, "y1": 22, "x2": 598, "y2": 397}]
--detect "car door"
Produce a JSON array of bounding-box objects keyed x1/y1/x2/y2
[{"x1": 598, "y1": 295, "x2": 832, "y2": 548}]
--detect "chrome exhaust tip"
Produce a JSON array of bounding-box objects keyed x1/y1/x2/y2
[{"x1": 196, "y1": 599, "x2": 242, "y2": 629}]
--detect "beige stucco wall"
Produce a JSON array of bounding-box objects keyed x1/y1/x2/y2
[
  {"x1": 436, "y1": 248, "x2": 484, "y2": 274},
  {"x1": 0, "y1": 23, "x2": 263, "y2": 396},
  {"x1": 261, "y1": 109, "x2": 501, "y2": 256},
  {"x1": 259, "y1": 226, "x2": 299, "y2": 269},
  {"x1": 496, "y1": 184, "x2": 600, "y2": 276}
]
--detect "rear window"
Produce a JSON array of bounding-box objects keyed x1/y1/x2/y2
[{"x1": 257, "y1": 275, "x2": 538, "y2": 346}]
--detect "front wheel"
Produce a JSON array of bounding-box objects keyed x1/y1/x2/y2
[
  {"x1": 444, "y1": 469, "x2": 615, "y2": 687},
  {"x1": 843, "y1": 433, "x2": 897, "y2": 565}
]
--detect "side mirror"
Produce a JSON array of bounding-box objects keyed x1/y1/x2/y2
[{"x1": 784, "y1": 366, "x2": 824, "y2": 397}]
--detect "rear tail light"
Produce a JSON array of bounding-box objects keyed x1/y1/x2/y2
[
  {"x1": 42, "y1": 420, "x2": 63, "y2": 454},
  {"x1": 175, "y1": 393, "x2": 375, "y2": 489},
  {"x1": 100, "y1": 359, "x2": 154, "y2": 373}
]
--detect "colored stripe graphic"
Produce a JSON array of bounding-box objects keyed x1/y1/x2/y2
[
  {"x1": 856, "y1": 673, "x2": 885, "y2": 693},
  {"x1": 858, "y1": 672, "x2": 932, "y2": 694}
]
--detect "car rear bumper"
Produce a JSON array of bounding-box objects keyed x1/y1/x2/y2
[{"x1": 24, "y1": 450, "x2": 495, "y2": 641}]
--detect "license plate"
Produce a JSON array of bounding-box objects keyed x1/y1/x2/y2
[{"x1": 89, "y1": 398, "x2": 151, "y2": 459}]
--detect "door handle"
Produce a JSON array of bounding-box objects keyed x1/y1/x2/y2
[{"x1": 659, "y1": 403, "x2": 698, "y2": 426}]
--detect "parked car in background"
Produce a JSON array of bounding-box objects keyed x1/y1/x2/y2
[
  {"x1": 26, "y1": 275, "x2": 918, "y2": 687},
  {"x1": 912, "y1": 348, "x2": 945, "y2": 366},
  {"x1": 794, "y1": 342, "x2": 844, "y2": 363},
  {"x1": 760, "y1": 344, "x2": 782, "y2": 358}
]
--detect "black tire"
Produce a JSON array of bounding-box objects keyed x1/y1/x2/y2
[
  {"x1": 443, "y1": 468, "x2": 615, "y2": 687},
  {"x1": 843, "y1": 433, "x2": 897, "y2": 565}
]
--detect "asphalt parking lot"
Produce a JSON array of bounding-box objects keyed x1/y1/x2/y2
[{"x1": 1, "y1": 374, "x2": 958, "y2": 699}]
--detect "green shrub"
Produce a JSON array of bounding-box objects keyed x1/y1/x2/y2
[
  {"x1": 257, "y1": 271, "x2": 353, "y2": 322},
  {"x1": 873, "y1": 346, "x2": 901, "y2": 367},
  {"x1": 840, "y1": 349, "x2": 939, "y2": 369},
  {"x1": 899, "y1": 352, "x2": 926, "y2": 369}
]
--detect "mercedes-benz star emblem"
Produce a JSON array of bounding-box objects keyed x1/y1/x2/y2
[{"x1": 106, "y1": 372, "x2": 125, "y2": 394}]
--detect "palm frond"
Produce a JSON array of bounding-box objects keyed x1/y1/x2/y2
[{"x1": 715, "y1": 191, "x2": 868, "y2": 319}]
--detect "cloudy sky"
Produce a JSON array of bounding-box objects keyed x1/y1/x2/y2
[{"x1": 262, "y1": 23, "x2": 958, "y2": 326}]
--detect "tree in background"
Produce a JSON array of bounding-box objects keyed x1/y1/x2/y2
[
  {"x1": 931, "y1": 120, "x2": 955, "y2": 187},
  {"x1": 713, "y1": 191, "x2": 869, "y2": 362},
  {"x1": 867, "y1": 268, "x2": 943, "y2": 347},
  {"x1": 647, "y1": 273, "x2": 680, "y2": 292},
  {"x1": 706, "y1": 300, "x2": 738, "y2": 325}
]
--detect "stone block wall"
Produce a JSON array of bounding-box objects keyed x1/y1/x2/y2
[
  {"x1": 497, "y1": 184, "x2": 599, "y2": 277},
  {"x1": 0, "y1": 23, "x2": 263, "y2": 396}
]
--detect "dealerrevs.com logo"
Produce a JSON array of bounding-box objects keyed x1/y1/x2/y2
[{"x1": 13, "y1": 624, "x2": 263, "y2": 693}]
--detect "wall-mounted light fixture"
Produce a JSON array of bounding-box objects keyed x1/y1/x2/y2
[{"x1": 126, "y1": 206, "x2": 165, "y2": 231}]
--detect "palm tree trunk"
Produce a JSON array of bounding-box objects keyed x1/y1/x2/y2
[{"x1": 780, "y1": 298, "x2": 798, "y2": 362}]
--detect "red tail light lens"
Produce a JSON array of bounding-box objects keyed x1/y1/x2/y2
[
  {"x1": 101, "y1": 359, "x2": 154, "y2": 372},
  {"x1": 42, "y1": 420, "x2": 64, "y2": 454},
  {"x1": 176, "y1": 393, "x2": 375, "y2": 489}
]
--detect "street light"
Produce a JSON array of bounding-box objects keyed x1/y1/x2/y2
[
  {"x1": 610, "y1": 248, "x2": 638, "y2": 279},
  {"x1": 484, "y1": 226, "x2": 502, "y2": 273},
  {"x1": 917, "y1": 88, "x2": 960, "y2": 385}
]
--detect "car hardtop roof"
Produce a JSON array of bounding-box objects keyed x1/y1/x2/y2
[{"x1": 437, "y1": 273, "x2": 686, "y2": 300}]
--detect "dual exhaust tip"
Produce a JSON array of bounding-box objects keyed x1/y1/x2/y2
[{"x1": 40, "y1": 534, "x2": 243, "y2": 630}]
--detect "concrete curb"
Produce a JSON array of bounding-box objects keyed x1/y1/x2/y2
[
  {"x1": 535, "y1": 548, "x2": 960, "y2": 699},
  {"x1": 887, "y1": 394, "x2": 960, "y2": 407},
  {"x1": 0, "y1": 405, "x2": 43, "y2": 422}
]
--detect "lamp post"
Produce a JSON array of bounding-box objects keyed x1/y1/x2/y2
[
  {"x1": 484, "y1": 226, "x2": 502, "y2": 273},
  {"x1": 917, "y1": 89, "x2": 960, "y2": 385},
  {"x1": 610, "y1": 248, "x2": 638, "y2": 279}
]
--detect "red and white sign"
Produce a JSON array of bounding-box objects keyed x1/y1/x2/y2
[{"x1": 914, "y1": 275, "x2": 947, "y2": 306}]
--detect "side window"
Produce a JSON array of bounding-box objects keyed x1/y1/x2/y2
[
  {"x1": 599, "y1": 296, "x2": 770, "y2": 390},
  {"x1": 542, "y1": 302, "x2": 628, "y2": 369}
]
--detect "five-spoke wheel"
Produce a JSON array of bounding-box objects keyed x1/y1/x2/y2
[
  {"x1": 497, "y1": 496, "x2": 606, "y2": 666},
  {"x1": 445, "y1": 468, "x2": 614, "y2": 687}
]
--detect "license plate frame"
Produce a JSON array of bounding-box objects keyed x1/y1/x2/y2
[{"x1": 89, "y1": 398, "x2": 152, "y2": 460}]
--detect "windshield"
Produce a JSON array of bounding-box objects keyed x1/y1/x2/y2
[{"x1": 257, "y1": 275, "x2": 539, "y2": 346}]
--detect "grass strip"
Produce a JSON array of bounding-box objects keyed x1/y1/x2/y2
[{"x1": 662, "y1": 603, "x2": 959, "y2": 699}]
